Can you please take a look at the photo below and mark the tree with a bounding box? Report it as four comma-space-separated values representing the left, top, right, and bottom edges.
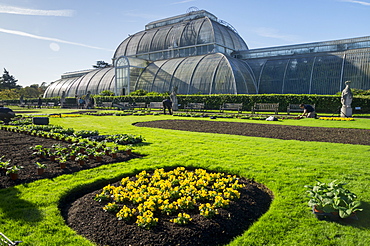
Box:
19, 83, 47, 98
0, 68, 20, 90
0, 89, 19, 100
93, 61, 111, 68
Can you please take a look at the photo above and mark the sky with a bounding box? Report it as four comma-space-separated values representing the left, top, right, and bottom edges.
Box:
0, 0, 369, 87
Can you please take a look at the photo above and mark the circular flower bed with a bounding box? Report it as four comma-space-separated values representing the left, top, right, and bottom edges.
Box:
94, 167, 244, 229
62, 167, 273, 246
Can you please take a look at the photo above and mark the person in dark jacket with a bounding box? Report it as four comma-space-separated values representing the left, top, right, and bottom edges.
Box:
162, 98, 172, 115
37, 97, 42, 108
299, 104, 316, 118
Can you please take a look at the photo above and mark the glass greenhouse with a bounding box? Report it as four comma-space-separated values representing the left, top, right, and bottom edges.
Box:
44, 9, 370, 98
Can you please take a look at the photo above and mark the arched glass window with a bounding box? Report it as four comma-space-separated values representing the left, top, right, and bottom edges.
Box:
115, 56, 130, 95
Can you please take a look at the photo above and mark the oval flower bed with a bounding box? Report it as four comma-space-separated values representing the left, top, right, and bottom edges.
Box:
62, 167, 273, 246
95, 167, 244, 229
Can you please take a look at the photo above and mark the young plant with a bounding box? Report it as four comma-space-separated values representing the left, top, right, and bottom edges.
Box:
136, 210, 158, 229
35, 162, 47, 169
94, 151, 105, 157
6, 165, 24, 174
30, 145, 47, 157
75, 153, 88, 161
57, 155, 68, 164
111, 147, 119, 153
305, 180, 363, 218
199, 203, 218, 218
103, 202, 119, 213
0, 156, 11, 169
116, 205, 136, 221
170, 213, 192, 225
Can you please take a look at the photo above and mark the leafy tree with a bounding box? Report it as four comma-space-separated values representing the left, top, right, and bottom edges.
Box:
0, 89, 19, 100
0, 68, 20, 90
19, 86, 41, 98
93, 61, 111, 68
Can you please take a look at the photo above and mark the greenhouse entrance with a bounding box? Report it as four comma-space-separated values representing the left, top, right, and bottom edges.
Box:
114, 56, 147, 96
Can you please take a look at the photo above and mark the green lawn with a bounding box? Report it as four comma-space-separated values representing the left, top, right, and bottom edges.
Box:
1, 110, 370, 245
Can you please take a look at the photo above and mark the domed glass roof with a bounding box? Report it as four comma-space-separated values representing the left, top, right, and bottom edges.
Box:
134, 53, 256, 94
43, 67, 115, 98
113, 10, 248, 61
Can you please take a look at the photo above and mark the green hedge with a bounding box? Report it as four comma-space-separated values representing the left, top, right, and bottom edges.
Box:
2, 94, 369, 113
93, 94, 370, 113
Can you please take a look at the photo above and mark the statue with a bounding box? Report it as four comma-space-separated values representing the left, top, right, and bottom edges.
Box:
341, 81, 353, 117
170, 86, 178, 111
84, 91, 91, 109
60, 91, 66, 108
341, 81, 353, 108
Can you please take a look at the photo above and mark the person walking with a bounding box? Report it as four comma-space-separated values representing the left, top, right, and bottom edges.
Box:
37, 97, 42, 108
162, 98, 172, 115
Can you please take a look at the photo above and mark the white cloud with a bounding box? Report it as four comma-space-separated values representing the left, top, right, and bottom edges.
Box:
340, 0, 370, 6
0, 27, 114, 51
253, 27, 299, 42
0, 4, 74, 17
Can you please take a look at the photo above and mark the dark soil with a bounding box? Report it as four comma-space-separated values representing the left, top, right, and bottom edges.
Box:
134, 119, 370, 145
0, 130, 140, 189
61, 175, 272, 246
2, 119, 368, 246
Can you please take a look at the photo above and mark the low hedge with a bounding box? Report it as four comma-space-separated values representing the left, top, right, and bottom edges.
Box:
2, 94, 369, 113
93, 94, 370, 113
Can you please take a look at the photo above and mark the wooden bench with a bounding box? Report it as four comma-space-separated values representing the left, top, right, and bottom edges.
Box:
130, 102, 147, 110
220, 103, 243, 113
147, 102, 163, 111
100, 102, 113, 108
112, 102, 130, 110
112, 102, 147, 110
0, 232, 22, 245
46, 102, 55, 108
252, 103, 279, 115
287, 104, 315, 114
184, 103, 205, 112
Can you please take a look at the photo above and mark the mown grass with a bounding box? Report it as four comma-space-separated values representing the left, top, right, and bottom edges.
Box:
1, 109, 370, 245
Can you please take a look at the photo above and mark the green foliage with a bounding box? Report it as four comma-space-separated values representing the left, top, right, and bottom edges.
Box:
5, 165, 23, 174
0, 68, 20, 90
0, 89, 19, 100
305, 180, 363, 218
73, 130, 99, 138
1, 113, 370, 245
35, 162, 47, 169
129, 89, 148, 96
106, 134, 145, 145
336, 88, 370, 96
0, 156, 11, 169
83, 94, 370, 113
99, 90, 115, 96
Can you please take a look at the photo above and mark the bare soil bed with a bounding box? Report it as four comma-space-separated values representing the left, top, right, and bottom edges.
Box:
0, 130, 140, 189
134, 119, 370, 145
